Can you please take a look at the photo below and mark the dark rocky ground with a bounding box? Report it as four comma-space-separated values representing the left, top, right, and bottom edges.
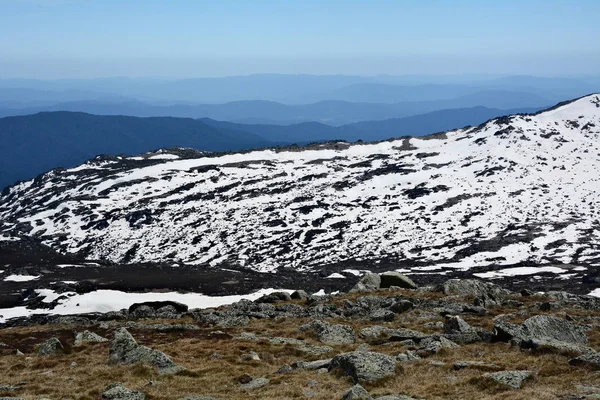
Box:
1, 237, 599, 326
1, 272, 600, 399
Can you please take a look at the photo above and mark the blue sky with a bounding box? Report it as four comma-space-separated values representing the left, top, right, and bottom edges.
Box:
1, 0, 599, 78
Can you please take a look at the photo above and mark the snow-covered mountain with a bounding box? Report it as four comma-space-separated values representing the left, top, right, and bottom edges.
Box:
2, 95, 600, 279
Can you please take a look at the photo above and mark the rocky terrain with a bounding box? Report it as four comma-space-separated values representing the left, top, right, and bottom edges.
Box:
1, 273, 600, 399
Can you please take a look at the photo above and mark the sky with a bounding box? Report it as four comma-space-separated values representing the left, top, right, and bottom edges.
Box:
1, 0, 599, 78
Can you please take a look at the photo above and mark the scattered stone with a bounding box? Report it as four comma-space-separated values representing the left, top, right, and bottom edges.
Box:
37, 338, 64, 355
196, 312, 249, 328
298, 320, 355, 345
350, 273, 381, 293
240, 378, 269, 390
50, 316, 92, 326
109, 328, 185, 375
416, 335, 459, 357
341, 384, 373, 400
101, 382, 145, 400
444, 316, 489, 344
236, 374, 254, 384
74, 330, 108, 346
276, 364, 293, 374
296, 344, 334, 356
369, 309, 396, 322
240, 351, 260, 361
292, 359, 332, 370
390, 299, 414, 314
380, 272, 418, 290
329, 351, 396, 383
482, 370, 533, 389
359, 326, 426, 344
395, 351, 421, 363
423, 321, 444, 329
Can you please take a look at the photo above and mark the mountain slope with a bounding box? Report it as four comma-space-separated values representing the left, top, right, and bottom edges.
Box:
0, 106, 542, 189
1, 95, 599, 275
0, 112, 273, 189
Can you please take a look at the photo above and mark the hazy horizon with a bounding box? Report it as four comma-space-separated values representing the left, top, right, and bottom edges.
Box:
2, 0, 600, 79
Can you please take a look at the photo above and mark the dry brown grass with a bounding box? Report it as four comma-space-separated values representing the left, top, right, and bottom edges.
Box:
1, 290, 599, 399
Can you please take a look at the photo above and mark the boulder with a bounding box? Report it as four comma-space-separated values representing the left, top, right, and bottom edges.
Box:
521, 315, 587, 344
482, 370, 533, 389
416, 335, 459, 357
74, 330, 108, 346
298, 320, 355, 345
380, 272, 417, 289
37, 338, 64, 355
521, 338, 595, 357
196, 311, 249, 328
109, 328, 184, 375
390, 299, 414, 314
494, 315, 587, 345
441, 279, 510, 305
443, 316, 489, 344
128, 301, 188, 314
276, 364, 293, 374
395, 351, 421, 363
369, 309, 396, 322
350, 273, 381, 293
256, 291, 292, 303
291, 290, 309, 300
569, 352, 600, 370
129, 305, 156, 319
342, 384, 373, 400
329, 351, 396, 383
101, 383, 145, 400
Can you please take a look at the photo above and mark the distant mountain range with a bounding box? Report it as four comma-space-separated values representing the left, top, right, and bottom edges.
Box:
0, 74, 598, 105
0, 105, 542, 189
0, 97, 547, 126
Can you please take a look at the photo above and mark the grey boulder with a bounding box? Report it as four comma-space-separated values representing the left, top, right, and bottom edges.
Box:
483, 370, 533, 389
240, 377, 269, 390
350, 273, 381, 293
101, 383, 145, 400
74, 330, 108, 346
37, 338, 64, 355
299, 320, 355, 345
379, 272, 417, 289
329, 351, 396, 383
342, 384, 373, 400
109, 328, 185, 375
